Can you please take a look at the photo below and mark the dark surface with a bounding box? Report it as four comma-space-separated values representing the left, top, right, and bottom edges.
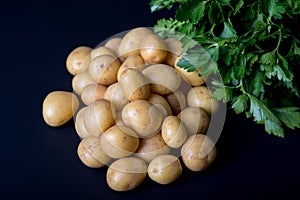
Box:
1, 0, 300, 199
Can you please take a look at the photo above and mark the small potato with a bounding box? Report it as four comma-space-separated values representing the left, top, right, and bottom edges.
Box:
72, 71, 96, 95
104, 83, 128, 110
88, 55, 121, 86
140, 34, 167, 64
42, 91, 79, 127
122, 100, 163, 138
81, 84, 107, 105
117, 54, 145, 80
164, 90, 186, 115
181, 134, 217, 172
118, 27, 153, 58
104, 37, 122, 55
106, 157, 147, 191
177, 107, 210, 135
66, 46, 92, 75
148, 93, 172, 117
84, 99, 115, 137
90, 46, 117, 60
119, 68, 150, 101
164, 38, 182, 67
77, 136, 111, 168
101, 125, 139, 159
148, 155, 182, 184
142, 64, 181, 95
75, 107, 91, 139
114, 110, 125, 126
135, 133, 170, 163
187, 86, 219, 115
175, 57, 206, 86
161, 116, 187, 148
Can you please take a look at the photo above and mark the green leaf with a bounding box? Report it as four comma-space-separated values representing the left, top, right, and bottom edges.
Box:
208, 1, 223, 24
248, 94, 284, 137
248, 69, 265, 97
294, 46, 300, 56
273, 64, 292, 82
267, 0, 286, 20
234, 53, 247, 80
232, 94, 248, 114
220, 22, 237, 39
176, 0, 207, 23
234, 0, 244, 15
260, 52, 276, 65
273, 107, 300, 130
211, 85, 233, 102
150, 0, 187, 12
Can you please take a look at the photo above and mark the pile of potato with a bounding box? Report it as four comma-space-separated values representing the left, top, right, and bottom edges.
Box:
42, 27, 219, 191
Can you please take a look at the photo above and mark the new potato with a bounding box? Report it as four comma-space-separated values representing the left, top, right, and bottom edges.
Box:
66, 46, 92, 75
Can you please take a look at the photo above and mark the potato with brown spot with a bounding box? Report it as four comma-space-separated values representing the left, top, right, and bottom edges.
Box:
42, 91, 79, 127
66, 46, 92, 75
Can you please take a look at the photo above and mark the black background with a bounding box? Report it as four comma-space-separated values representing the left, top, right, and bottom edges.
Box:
1, 0, 300, 199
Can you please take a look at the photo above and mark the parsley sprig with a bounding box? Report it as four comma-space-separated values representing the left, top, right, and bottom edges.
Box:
150, 0, 300, 137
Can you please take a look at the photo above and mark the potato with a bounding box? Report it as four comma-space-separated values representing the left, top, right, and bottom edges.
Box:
175, 57, 206, 86
117, 54, 145, 80
42, 91, 79, 127
72, 71, 96, 95
118, 27, 153, 58
81, 84, 107, 105
119, 68, 150, 101
161, 116, 187, 148
135, 133, 170, 163
177, 107, 210, 135
90, 46, 117, 60
164, 89, 186, 115
122, 100, 163, 138
106, 157, 147, 191
187, 86, 219, 115
88, 55, 121, 86
84, 99, 115, 137
181, 134, 217, 172
114, 110, 125, 126
101, 125, 139, 159
164, 38, 182, 67
77, 136, 111, 168
148, 93, 172, 117
148, 155, 182, 184
140, 34, 167, 64
104, 83, 128, 110
66, 46, 92, 75
104, 37, 122, 55
75, 107, 91, 139
142, 64, 181, 95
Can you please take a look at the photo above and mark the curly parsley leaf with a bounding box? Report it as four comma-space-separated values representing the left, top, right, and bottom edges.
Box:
273, 107, 300, 130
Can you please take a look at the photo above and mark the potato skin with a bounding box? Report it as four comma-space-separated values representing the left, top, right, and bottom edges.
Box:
75, 107, 91, 139
104, 83, 129, 111
140, 34, 167, 64
117, 54, 145, 80
148, 93, 172, 117
106, 157, 147, 191
42, 91, 79, 127
72, 71, 96, 95
148, 155, 182, 184
81, 84, 107, 105
181, 134, 217, 172
90, 46, 117, 60
164, 89, 186, 115
66, 46, 92, 75
164, 38, 182, 67
104, 37, 122, 55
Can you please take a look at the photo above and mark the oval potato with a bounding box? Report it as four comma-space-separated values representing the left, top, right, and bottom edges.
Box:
66, 46, 92, 75
140, 34, 167, 64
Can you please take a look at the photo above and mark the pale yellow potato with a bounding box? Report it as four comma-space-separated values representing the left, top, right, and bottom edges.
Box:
140, 33, 167, 64
161, 116, 187, 148
164, 89, 186, 115
117, 54, 145, 80
42, 91, 79, 127
75, 107, 91, 139
101, 125, 139, 159
118, 27, 153, 58
187, 86, 219, 115
122, 100, 163, 138
142, 64, 181, 95
90, 46, 117, 60
77, 136, 111, 168
148, 93, 172, 117
88, 55, 121, 86
84, 99, 115, 137
135, 133, 170, 163
181, 134, 217, 172
177, 107, 210, 135
148, 155, 182, 184
106, 157, 147, 191
119, 68, 150, 101
66, 46, 92, 75
81, 84, 107, 105
164, 38, 182, 67
104, 83, 128, 111
104, 37, 122, 55
72, 71, 96, 95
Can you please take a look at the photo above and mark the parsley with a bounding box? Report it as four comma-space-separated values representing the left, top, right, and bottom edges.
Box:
150, 0, 300, 137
